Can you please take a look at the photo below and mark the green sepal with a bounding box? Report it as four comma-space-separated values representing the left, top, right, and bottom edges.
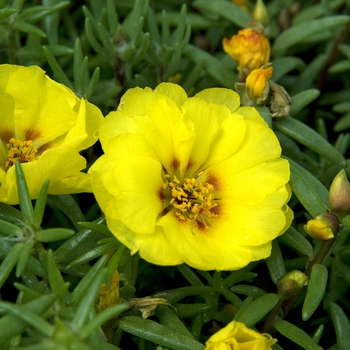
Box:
330, 302, 350, 350
16, 239, 36, 277
279, 226, 314, 258
192, 0, 251, 28
273, 15, 350, 56
118, 316, 205, 350
15, 161, 34, 225
274, 319, 322, 349
286, 156, 329, 217
37, 228, 75, 242
302, 264, 328, 321
275, 117, 346, 166
266, 240, 286, 284
234, 294, 279, 328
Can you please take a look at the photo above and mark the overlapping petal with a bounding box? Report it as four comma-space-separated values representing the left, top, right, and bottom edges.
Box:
0, 64, 103, 204
90, 82, 292, 271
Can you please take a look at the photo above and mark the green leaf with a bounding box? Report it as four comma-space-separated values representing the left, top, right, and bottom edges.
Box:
275, 116, 346, 166
119, 316, 205, 350
230, 285, 266, 299
290, 89, 320, 116
16, 239, 36, 277
279, 226, 314, 258
312, 324, 324, 344
273, 15, 350, 56
272, 56, 306, 82
0, 7, 16, 20
330, 302, 350, 350
286, 157, 329, 217
0, 218, 23, 237
334, 112, 350, 132
234, 294, 279, 327
175, 303, 210, 318
302, 264, 328, 321
177, 264, 204, 287
15, 161, 34, 224
122, 0, 149, 39
33, 180, 49, 227
0, 242, 23, 289
192, 0, 251, 28
274, 319, 322, 349
13, 20, 46, 37
0, 301, 54, 337
0, 203, 23, 226
37, 228, 75, 242
84, 67, 100, 100
266, 240, 286, 284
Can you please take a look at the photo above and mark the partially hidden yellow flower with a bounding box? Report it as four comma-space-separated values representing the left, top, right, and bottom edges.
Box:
90, 83, 293, 271
304, 213, 339, 241
223, 28, 270, 79
0, 64, 103, 204
246, 64, 273, 104
205, 320, 277, 350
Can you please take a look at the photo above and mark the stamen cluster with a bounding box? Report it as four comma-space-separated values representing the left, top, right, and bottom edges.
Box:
6, 138, 38, 168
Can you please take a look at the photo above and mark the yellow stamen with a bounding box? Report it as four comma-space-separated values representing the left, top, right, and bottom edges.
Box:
163, 173, 218, 228
6, 138, 38, 168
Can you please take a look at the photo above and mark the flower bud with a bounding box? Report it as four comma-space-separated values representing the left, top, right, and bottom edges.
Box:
304, 212, 340, 241
329, 169, 350, 218
222, 27, 270, 80
277, 270, 308, 300
96, 270, 120, 312
246, 63, 273, 105
253, 0, 270, 26
267, 81, 291, 117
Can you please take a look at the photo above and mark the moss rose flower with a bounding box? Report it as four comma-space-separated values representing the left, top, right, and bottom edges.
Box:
90, 83, 292, 271
205, 320, 277, 350
0, 64, 103, 204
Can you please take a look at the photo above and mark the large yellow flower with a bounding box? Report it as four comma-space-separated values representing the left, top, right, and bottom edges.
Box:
0, 64, 103, 204
205, 321, 277, 350
90, 83, 292, 271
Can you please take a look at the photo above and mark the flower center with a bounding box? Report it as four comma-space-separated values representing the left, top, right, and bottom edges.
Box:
6, 138, 38, 168
163, 172, 218, 228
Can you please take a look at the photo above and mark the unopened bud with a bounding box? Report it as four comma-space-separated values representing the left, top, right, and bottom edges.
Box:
253, 0, 270, 26
277, 270, 308, 300
304, 212, 339, 241
329, 169, 350, 218
246, 63, 273, 105
267, 81, 291, 117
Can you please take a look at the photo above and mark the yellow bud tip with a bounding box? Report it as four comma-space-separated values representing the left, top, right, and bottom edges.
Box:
304, 212, 339, 241
329, 169, 350, 218
277, 270, 308, 300
253, 0, 270, 26
246, 63, 273, 104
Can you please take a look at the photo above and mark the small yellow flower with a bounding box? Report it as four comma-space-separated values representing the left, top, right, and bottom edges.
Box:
90, 83, 292, 271
97, 270, 120, 312
0, 64, 103, 204
246, 64, 273, 104
329, 169, 350, 218
205, 320, 277, 350
304, 213, 339, 241
277, 270, 308, 300
223, 28, 270, 79
253, 0, 270, 26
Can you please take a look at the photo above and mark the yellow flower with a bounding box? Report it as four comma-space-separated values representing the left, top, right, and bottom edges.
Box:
90, 83, 292, 271
0, 64, 103, 204
304, 213, 339, 241
205, 320, 277, 350
223, 28, 270, 79
246, 64, 273, 104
